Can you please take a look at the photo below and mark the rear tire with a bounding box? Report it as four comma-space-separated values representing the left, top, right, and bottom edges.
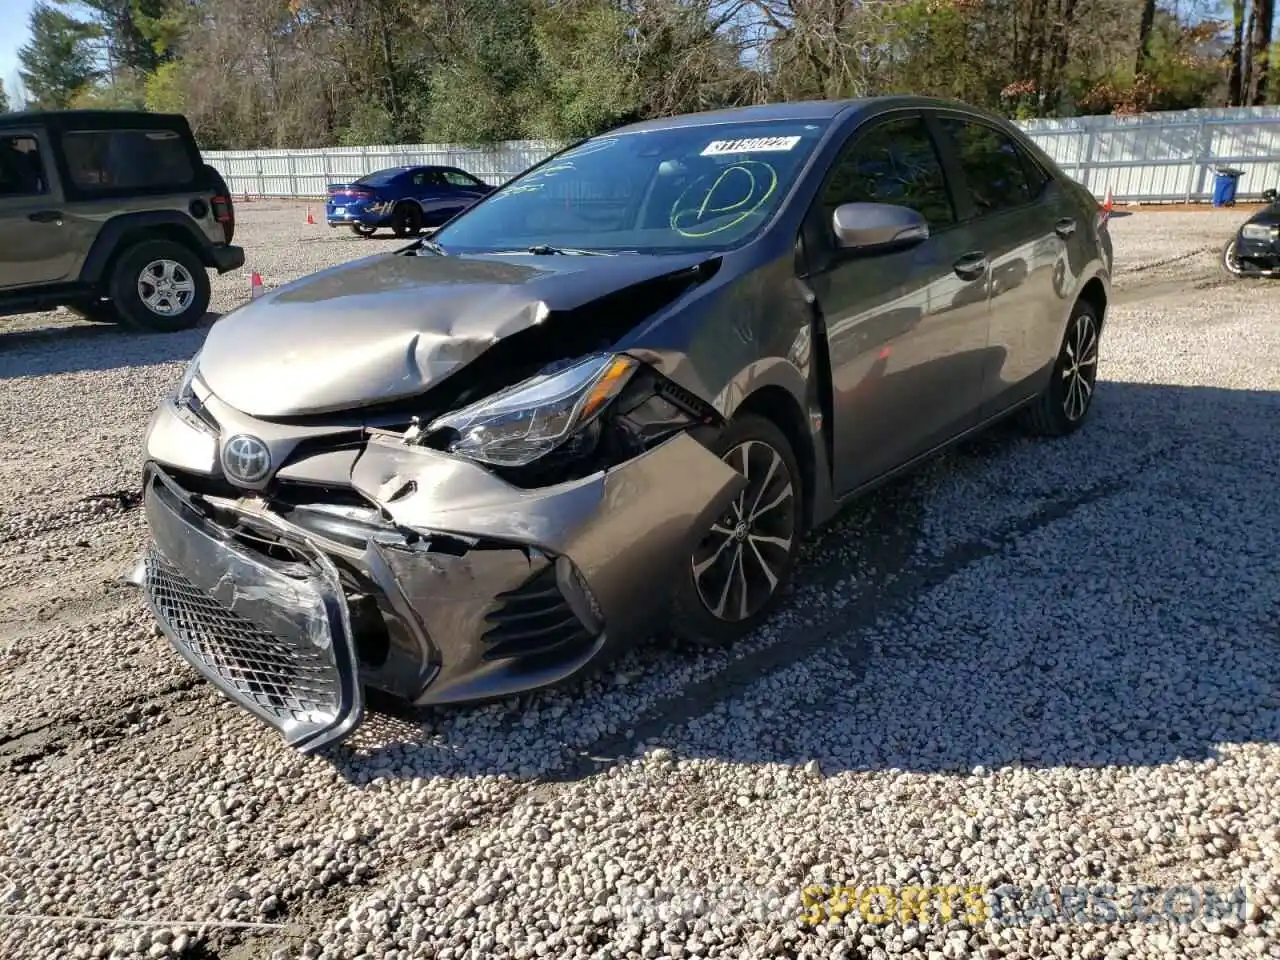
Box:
1021, 298, 1101, 437
668, 414, 804, 649
108, 240, 211, 333
391, 203, 423, 238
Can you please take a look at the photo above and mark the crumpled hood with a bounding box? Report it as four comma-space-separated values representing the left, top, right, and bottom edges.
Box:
197, 249, 710, 418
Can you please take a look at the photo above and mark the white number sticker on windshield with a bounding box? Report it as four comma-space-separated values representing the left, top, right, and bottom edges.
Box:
700, 136, 801, 157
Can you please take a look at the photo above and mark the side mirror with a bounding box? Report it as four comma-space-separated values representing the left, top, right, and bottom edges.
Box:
832, 202, 929, 253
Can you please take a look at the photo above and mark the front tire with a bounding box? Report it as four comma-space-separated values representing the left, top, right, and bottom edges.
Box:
350, 224, 377, 238
108, 240, 211, 333
1221, 238, 1246, 278
391, 203, 423, 238
668, 414, 804, 648
1021, 298, 1101, 437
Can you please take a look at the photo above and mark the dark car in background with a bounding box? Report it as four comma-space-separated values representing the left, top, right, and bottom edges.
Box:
1222, 187, 1280, 277
0, 109, 243, 332
326, 165, 494, 238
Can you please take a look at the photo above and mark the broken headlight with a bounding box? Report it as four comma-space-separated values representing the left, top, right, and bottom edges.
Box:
173, 349, 203, 408
428, 353, 638, 467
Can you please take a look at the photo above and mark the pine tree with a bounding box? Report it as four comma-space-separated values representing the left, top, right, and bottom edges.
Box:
18, 1, 100, 109
0, 79, 10, 114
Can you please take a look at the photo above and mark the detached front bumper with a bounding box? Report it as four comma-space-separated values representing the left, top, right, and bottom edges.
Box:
136, 467, 364, 751
133, 411, 744, 752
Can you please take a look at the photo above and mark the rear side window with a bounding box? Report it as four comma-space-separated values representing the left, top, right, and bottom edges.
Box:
935, 117, 1033, 215
819, 115, 956, 229
0, 135, 48, 197
61, 129, 196, 192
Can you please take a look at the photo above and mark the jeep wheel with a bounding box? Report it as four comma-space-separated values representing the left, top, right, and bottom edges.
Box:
391, 203, 423, 238
109, 241, 211, 333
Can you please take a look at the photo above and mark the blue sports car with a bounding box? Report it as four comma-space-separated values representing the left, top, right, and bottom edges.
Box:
325, 165, 495, 238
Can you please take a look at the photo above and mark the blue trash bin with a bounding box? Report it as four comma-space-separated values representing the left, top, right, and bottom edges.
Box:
1212, 167, 1245, 207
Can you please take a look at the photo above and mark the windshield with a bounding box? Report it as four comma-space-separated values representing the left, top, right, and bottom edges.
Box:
433, 119, 832, 254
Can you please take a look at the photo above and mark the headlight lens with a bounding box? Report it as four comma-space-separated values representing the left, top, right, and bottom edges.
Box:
429, 353, 638, 467
174, 350, 202, 407
1241, 222, 1272, 241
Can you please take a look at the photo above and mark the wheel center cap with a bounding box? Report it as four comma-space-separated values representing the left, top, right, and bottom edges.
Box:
733, 521, 749, 541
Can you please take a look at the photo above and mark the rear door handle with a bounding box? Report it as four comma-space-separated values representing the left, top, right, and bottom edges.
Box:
1055, 217, 1077, 238
953, 251, 989, 282
28, 210, 63, 223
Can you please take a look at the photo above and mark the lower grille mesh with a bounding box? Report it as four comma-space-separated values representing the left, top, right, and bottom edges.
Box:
145, 552, 340, 724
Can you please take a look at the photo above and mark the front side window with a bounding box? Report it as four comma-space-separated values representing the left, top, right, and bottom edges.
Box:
0, 135, 48, 197
936, 117, 1033, 216
61, 129, 195, 192
434, 119, 832, 254
819, 115, 956, 230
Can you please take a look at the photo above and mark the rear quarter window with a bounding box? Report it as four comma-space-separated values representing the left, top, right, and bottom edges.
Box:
61, 128, 196, 192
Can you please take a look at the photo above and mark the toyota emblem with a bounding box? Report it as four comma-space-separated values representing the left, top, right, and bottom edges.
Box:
221, 434, 272, 485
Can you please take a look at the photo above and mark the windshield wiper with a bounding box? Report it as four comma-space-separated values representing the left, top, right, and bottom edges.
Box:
414, 237, 448, 256
526, 244, 610, 256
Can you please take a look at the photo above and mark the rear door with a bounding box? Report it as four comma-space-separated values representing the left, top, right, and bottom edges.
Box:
409, 169, 457, 223
803, 112, 992, 494
928, 111, 1073, 415
0, 127, 75, 288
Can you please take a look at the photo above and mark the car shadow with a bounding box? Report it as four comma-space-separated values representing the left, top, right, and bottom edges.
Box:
0, 312, 219, 379
323, 379, 1280, 786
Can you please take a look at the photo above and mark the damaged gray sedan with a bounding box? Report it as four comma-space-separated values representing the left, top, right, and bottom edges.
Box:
131, 96, 1112, 752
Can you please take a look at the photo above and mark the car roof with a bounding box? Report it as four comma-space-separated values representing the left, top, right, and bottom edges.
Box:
0, 108, 193, 132
607, 96, 1009, 135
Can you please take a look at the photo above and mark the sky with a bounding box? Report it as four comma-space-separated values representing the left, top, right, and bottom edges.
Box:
1, 0, 37, 104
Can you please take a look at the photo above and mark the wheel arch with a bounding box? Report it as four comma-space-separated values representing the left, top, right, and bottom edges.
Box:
731, 384, 818, 532
81, 214, 213, 289
1077, 274, 1108, 330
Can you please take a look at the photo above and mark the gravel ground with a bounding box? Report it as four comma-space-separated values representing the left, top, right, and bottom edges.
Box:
1, 202, 1278, 960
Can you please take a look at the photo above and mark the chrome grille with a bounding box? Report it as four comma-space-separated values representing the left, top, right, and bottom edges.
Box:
144, 550, 340, 724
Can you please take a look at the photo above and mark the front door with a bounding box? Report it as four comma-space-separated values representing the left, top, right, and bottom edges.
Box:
804, 113, 992, 495
0, 128, 73, 289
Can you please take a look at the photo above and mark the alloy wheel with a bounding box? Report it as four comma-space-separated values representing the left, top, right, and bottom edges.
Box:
692, 439, 796, 622
1060, 309, 1099, 422
1223, 240, 1244, 276
137, 259, 196, 317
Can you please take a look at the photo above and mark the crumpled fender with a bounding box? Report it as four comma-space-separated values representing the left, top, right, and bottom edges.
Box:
349, 431, 746, 640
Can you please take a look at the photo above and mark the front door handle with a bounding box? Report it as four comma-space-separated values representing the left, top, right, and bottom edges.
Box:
28, 210, 63, 223
1055, 217, 1077, 238
953, 251, 989, 282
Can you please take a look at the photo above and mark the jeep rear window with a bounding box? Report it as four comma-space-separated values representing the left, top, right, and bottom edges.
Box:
60, 129, 196, 192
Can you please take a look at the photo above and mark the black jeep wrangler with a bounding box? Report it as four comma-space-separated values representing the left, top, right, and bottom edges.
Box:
0, 109, 244, 332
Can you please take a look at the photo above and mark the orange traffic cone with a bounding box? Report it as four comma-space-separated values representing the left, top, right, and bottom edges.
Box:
250, 271, 264, 300
306, 205, 316, 225
1101, 186, 1114, 222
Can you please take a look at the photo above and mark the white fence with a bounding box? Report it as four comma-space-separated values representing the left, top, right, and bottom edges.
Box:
204, 106, 1280, 204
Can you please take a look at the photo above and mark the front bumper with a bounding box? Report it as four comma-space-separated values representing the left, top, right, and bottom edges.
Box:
133, 407, 744, 751
137, 467, 364, 751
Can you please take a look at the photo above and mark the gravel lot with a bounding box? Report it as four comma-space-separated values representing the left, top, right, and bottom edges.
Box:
1, 202, 1278, 960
